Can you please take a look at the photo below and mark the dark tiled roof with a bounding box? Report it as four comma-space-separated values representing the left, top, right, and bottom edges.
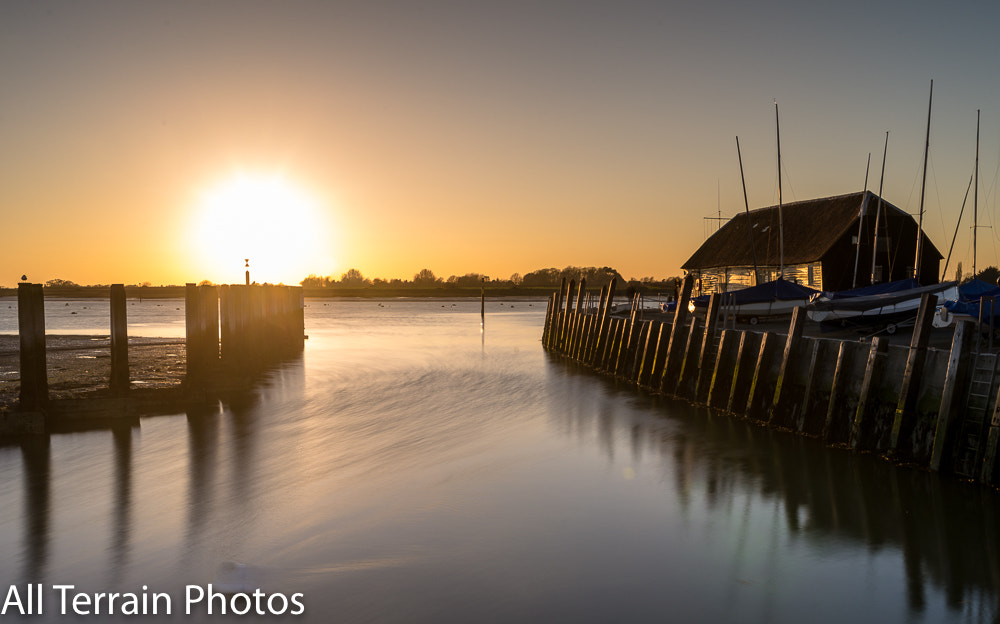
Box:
682, 191, 941, 269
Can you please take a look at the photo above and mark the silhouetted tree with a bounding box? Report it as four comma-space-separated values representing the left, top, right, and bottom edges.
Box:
44, 278, 79, 287
301, 274, 333, 288
975, 266, 1000, 286
413, 269, 440, 285
446, 273, 486, 288
340, 268, 368, 286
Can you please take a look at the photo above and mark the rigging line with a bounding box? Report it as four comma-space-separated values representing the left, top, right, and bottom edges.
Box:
941, 171, 974, 281
928, 153, 948, 241
779, 158, 797, 203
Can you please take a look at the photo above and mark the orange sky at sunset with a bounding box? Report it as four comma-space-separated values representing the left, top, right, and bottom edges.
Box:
3, 2, 1000, 287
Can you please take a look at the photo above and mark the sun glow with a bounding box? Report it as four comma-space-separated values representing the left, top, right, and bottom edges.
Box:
188, 173, 334, 285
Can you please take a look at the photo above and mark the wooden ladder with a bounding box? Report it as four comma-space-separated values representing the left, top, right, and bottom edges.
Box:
953, 351, 998, 478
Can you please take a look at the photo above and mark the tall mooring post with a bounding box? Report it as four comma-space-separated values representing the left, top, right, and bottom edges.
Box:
185, 283, 220, 378
890, 292, 937, 455
109, 284, 129, 395
17, 283, 48, 409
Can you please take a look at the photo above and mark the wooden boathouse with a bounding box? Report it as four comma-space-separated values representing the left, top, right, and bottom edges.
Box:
542, 276, 1000, 488
683, 191, 944, 294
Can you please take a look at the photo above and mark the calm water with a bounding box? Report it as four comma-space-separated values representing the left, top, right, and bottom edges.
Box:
0, 298, 998, 623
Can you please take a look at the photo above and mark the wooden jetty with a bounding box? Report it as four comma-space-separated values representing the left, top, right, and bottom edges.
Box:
543, 276, 1000, 488
3, 282, 304, 434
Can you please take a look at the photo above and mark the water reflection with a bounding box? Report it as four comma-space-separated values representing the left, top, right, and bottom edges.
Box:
548, 357, 1000, 621
186, 402, 222, 559
1, 302, 999, 623
110, 425, 134, 583
20, 437, 50, 582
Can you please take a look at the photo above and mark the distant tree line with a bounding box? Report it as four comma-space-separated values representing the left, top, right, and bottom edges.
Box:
300, 266, 683, 293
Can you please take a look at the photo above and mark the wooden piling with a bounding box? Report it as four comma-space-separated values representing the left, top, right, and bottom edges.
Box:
982, 403, 1000, 484
614, 318, 632, 377
745, 332, 783, 418
186, 283, 220, 377
628, 320, 651, 382
727, 331, 762, 415
890, 293, 938, 453
850, 337, 889, 450
707, 329, 740, 410
768, 306, 806, 426
799, 339, 839, 435
560, 279, 576, 351
17, 283, 48, 408
110, 284, 129, 396
930, 321, 973, 471
823, 341, 868, 444
596, 279, 617, 365
675, 317, 703, 397
693, 294, 722, 404
636, 320, 661, 388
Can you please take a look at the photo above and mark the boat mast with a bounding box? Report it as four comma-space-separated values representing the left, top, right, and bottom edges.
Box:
942, 172, 974, 281
775, 100, 784, 280
974, 108, 980, 278
852, 153, 872, 288
737, 136, 760, 286
871, 132, 889, 285
914, 80, 933, 282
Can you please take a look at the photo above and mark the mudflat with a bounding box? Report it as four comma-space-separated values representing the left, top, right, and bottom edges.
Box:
0, 335, 185, 411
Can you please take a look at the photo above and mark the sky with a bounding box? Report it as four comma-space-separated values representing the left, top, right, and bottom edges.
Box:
2, 1, 1000, 287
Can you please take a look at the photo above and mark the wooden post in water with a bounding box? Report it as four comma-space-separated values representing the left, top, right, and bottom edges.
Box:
658, 274, 694, 392
110, 284, 129, 395
694, 294, 722, 403
542, 293, 555, 348
850, 337, 889, 450
890, 293, 937, 453
17, 283, 48, 409
930, 321, 973, 471
768, 306, 806, 424
561, 280, 576, 351
674, 316, 703, 397
707, 329, 739, 409
185, 284, 220, 378
595, 279, 617, 365
983, 394, 1000, 484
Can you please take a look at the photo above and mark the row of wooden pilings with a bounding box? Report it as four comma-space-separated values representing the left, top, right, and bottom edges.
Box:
15, 282, 305, 412
543, 275, 1000, 487
185, 283, 305, 380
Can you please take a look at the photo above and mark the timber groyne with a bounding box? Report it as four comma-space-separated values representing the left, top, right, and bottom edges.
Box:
543, 276, 1000, 487
4, 282, 304, 434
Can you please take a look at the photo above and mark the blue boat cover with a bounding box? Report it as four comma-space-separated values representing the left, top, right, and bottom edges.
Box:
693, 279, 819, 307
944, 280, 1000, 319
958, 279, 999, 301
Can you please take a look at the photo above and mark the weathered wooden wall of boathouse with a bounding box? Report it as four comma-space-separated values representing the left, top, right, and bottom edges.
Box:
542, 277, 1000, 488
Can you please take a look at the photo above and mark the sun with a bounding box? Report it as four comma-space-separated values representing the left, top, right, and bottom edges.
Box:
187, 172, 334, 285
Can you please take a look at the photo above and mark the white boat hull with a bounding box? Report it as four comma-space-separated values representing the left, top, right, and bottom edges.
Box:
806, 283, 959, 324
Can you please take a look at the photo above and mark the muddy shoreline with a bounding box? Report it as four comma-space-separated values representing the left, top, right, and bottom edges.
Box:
0, 334, 186, 411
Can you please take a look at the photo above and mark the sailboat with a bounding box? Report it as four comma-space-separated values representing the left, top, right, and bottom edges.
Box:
690, 101, 821, 324
933, 109, 993, 329
806, 81, 958, 331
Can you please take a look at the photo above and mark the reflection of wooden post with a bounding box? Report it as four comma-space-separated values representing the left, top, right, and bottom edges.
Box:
18, 283, 48, 408
110, 284, 129, 395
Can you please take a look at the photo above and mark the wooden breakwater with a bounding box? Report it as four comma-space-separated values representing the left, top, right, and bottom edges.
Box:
6, 282, 304, 433
543, 275, 1000, 487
